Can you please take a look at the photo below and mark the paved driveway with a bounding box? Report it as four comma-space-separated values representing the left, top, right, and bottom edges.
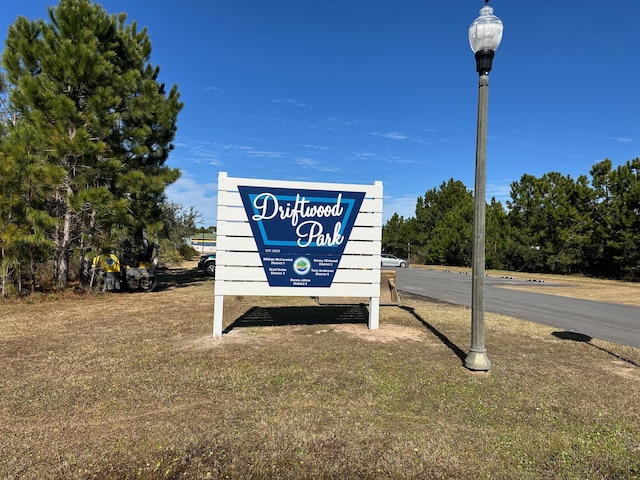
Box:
394, 268, 640, 349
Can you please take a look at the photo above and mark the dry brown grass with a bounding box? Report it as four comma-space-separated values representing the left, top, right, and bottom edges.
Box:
1, 262, 639, 479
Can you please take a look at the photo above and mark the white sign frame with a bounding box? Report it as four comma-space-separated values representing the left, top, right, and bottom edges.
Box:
213, 172, 383, 337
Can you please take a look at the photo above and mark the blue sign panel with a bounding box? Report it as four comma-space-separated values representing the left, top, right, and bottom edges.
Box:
238, 186, 365, 287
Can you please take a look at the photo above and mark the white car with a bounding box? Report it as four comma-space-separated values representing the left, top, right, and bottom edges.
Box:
381, 253, 408, 268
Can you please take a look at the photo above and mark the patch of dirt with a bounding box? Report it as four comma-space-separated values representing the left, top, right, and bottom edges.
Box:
178, 323, 428, 351
318, 323, 429, 343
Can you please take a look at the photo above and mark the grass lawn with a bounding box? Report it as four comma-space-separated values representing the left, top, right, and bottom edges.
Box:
1, 262, 639, 479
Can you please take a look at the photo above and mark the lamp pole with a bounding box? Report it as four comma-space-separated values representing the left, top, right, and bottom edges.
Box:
465, 0, 503, 371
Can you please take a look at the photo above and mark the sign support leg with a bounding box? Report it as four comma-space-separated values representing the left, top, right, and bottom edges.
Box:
213, 294, 224, 337
368, 297, 380, 330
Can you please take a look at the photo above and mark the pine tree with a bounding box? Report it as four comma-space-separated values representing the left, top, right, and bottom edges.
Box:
590, 158, 640, 279
485, 197, 509, 270
382, 213, 414, 260
414, 179, 473, 265
1, 0, 183, 289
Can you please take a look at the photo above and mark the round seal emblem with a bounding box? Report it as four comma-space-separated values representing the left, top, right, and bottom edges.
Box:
293, 257, 311, 276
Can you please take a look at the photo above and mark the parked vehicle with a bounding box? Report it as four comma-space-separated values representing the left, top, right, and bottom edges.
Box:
198, 252, 216, 276
381, 253, 408, 268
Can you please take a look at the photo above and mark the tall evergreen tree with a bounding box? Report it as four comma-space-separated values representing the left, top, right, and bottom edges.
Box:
1, 0, 183, 289
507, 172, 594, 274
382, 213, 415, 260
0, 123, 60, 293
414, 179, 473, 265
485, 197, 509, 270
590, 158, 640, 279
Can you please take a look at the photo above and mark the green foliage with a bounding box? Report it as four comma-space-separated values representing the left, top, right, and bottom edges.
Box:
506, 172, 594, 274
413, 179, 473, 266
383, 158, 640, 280
0, 0, 184, 294
381, 213, 415, 260
156, 240, 200, 268
180, 244, 200, 259
589, 158, 640, 279
159, 202, 200, 251
485, 198, 509, 270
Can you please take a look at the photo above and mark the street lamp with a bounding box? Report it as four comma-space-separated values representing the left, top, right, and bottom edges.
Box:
465, 0, 503, 371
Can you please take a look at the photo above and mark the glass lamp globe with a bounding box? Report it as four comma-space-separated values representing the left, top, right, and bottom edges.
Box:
468, 3, 503, 53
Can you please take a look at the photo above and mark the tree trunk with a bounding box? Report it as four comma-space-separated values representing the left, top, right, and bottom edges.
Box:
1, 254, 5, 298
30, 256, 36, 294
55, 185, 74, 290
78, 209, 97, 289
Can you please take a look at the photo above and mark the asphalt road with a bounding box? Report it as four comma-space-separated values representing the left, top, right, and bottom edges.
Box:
395, 268, 640, 349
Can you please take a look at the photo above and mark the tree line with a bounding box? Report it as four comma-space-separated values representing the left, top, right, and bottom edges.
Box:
0, 0, 197, 296
382, 158, 640, 281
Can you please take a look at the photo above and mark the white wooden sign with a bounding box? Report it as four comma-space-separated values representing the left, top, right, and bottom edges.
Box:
213, 172, 383, 337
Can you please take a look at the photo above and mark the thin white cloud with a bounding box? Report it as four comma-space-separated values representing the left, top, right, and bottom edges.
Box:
487, 180, 512, 203
369, 131, 433, 144
411, 138, 433, 146
165, 175, 218, 227
272, 98, 310, 108
175, 140, 286, 164
173, 140, 223, 166
609, 137, 633, 143
344, 118, 368, 127
299, 144, 334, 152
387, 157, 416, 165
324, 116, 368, 127
245, 150, 282, 158
351, 151, 378, 160
221, 143, 284, 158
191, 149, 222, 165
246, 150, 284, 158
294, 157, 341, 172
383, 194, 418, 222
372, 132, 409, 140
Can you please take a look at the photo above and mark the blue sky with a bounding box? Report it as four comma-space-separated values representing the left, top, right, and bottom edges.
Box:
2, 1, 639, 228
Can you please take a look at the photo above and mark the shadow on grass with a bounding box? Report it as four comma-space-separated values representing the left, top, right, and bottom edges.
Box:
400, 305, 467, 363
552, 331, 640, 368
154, 266, 212, 292
224, 304, 369, 334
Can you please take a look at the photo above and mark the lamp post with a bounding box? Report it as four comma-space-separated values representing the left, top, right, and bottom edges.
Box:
465, 0, 503, 371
